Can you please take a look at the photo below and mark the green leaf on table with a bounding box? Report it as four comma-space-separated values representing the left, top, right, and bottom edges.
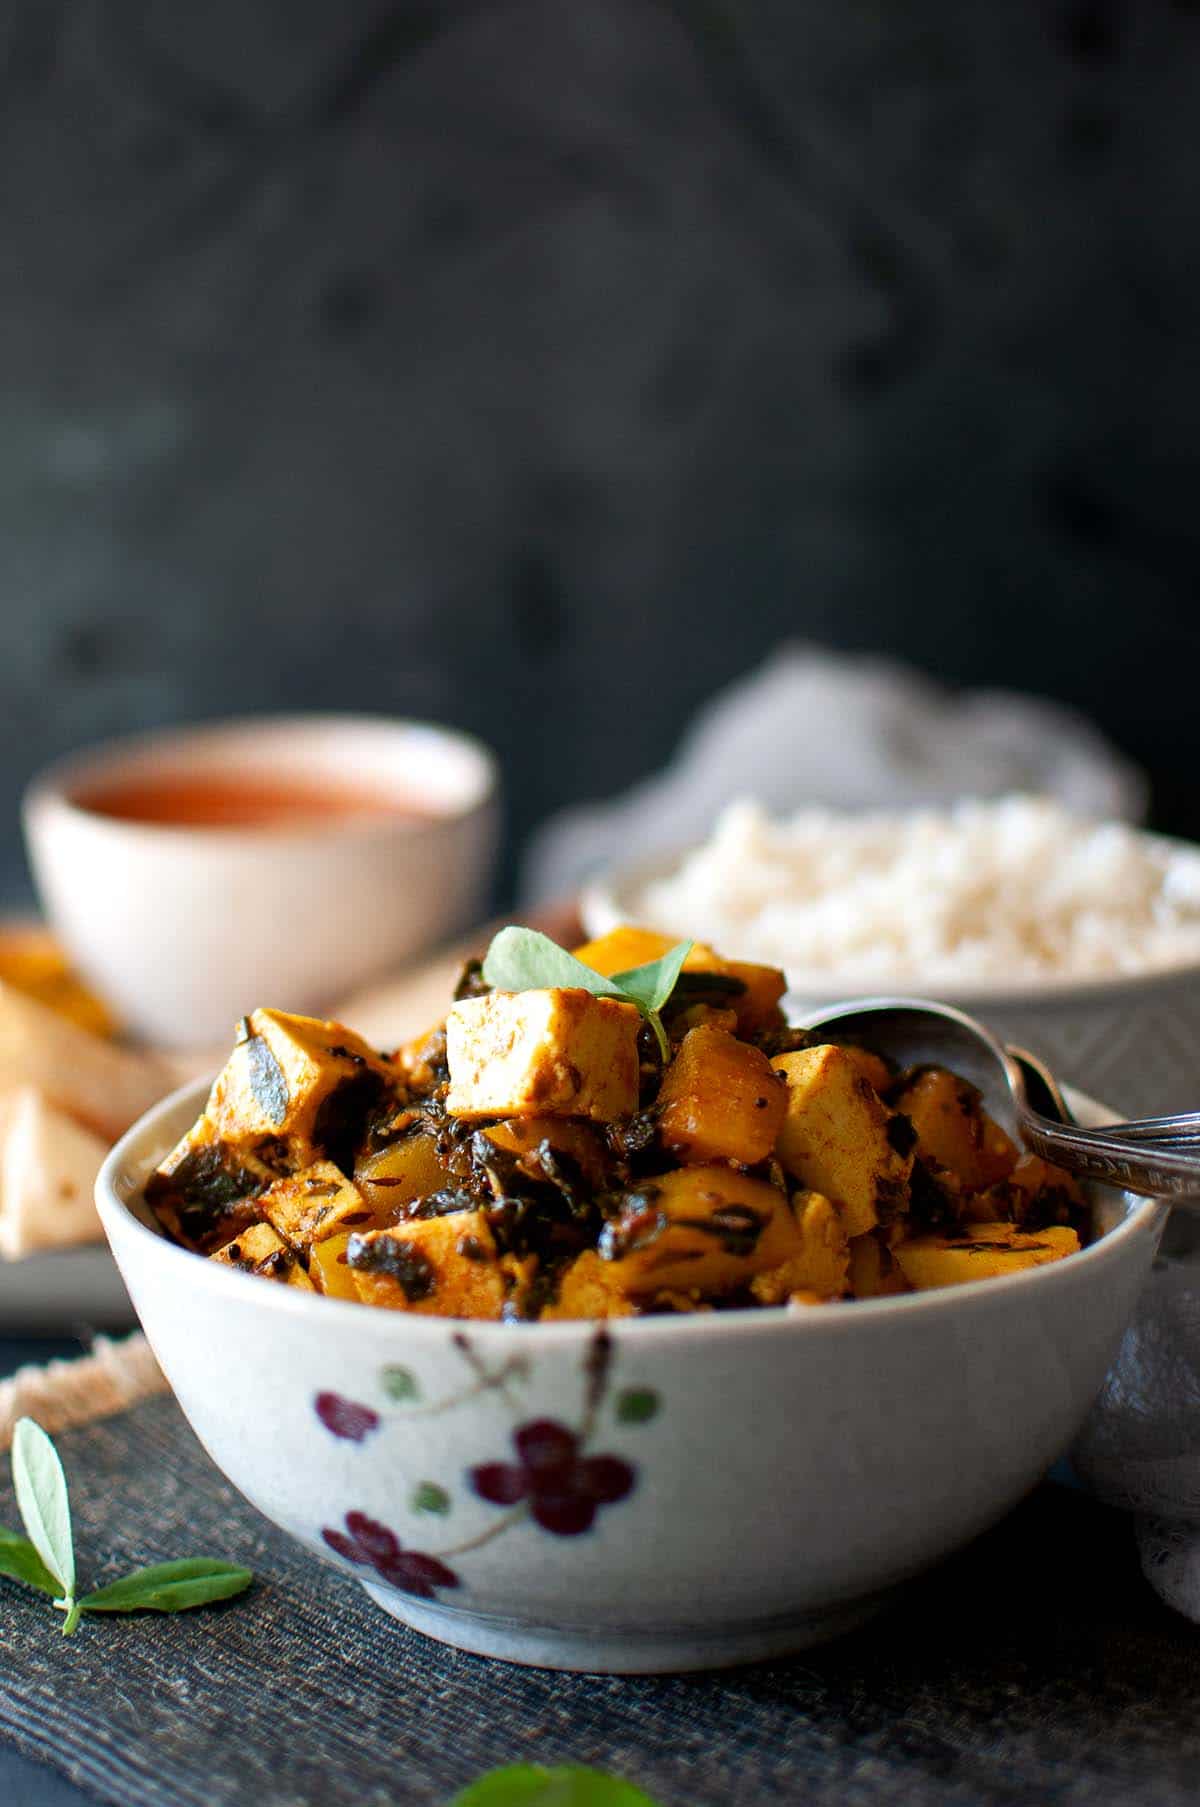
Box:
0, 1524, 61, 1596
78, 1558, 253, 1615
12, 1417, 75, 1598
482, 929, 625, 999
448, 1764, 661, 1806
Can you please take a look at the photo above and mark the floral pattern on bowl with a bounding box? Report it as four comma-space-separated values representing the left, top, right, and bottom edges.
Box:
313, 1328, 654, 1597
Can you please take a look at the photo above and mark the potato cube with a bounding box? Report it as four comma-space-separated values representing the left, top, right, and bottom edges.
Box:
572, 927, 786, 1035
572, 926, 711, 976
720, 960, 788, 1035
346, 1209, 506, 1317
211, 1221, 314, 1289
258, 1161, 373, 1251
749, 1191, 849, 1304
969, 1153, 1087, 1229
307, 1230, 360, 1301
206, 1008, 392, 1163
481, 1116, 609, 1190
598, 1166, 811, 1299
774, 1045, 913, 1238
893, 1222, 1080, 1291
891, 1067, 1016, 1193
354, 1129, 457, 1215
445, 990, 640, 1121
847, 1231, 910, 1299
656, 1025, 786, 1166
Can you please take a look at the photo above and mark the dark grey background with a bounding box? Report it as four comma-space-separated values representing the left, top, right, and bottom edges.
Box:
1, 0, 1198, 912
3, 10, 1200, 1797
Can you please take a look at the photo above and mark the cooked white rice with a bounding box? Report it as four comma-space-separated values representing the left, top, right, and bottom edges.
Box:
635, 797, 1200, 985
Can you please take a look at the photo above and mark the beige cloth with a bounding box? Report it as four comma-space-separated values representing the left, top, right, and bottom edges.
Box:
0, 1333, 167, 1452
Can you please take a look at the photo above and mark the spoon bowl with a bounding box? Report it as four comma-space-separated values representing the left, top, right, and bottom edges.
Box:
798, 997, 1200, 1203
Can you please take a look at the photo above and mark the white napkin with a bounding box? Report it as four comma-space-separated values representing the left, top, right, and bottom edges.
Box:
523, 643, 1200, 1624
1072, 1216, 1200, 1623
522, 644, 1147, 900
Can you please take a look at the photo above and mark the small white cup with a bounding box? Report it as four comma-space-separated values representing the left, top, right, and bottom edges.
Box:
23, 715, 499, 1049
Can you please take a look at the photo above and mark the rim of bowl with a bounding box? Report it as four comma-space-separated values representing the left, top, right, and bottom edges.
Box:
97, 1076, 1169, 1349
580, 842, 1200, 1007
23, 714, 499, 849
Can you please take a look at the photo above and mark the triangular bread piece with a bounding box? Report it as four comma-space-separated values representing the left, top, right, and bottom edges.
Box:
0, 979, 173, 1140
0, 1086, 108, 1258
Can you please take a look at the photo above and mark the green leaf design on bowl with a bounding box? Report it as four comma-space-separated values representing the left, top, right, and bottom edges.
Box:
381, 1365, 420, 1402
410, 1481, 450, 1516
615, 1388, 659, 1425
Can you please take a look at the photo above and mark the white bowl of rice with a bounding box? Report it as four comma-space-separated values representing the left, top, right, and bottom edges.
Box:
581, 796, 1200, 1117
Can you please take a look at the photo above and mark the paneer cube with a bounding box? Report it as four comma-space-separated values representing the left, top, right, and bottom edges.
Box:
891, 1067, 1016, 1193
838, 1046, 895, 1097
445, 990, 640, 1121
598, 1166, 815, 1299
749, 1191, 849, 1304
206, 1008, 392, 1163
146, 1115, 277, 1252
258, 1161, 373, 1251
540, 1250, 638, 1320
774, 1044, 913, 1238
212, 1221, 314, 1289
892, 1222, 1080, 1291
656, 1025, 786, 1166
346, 1209, 507, 1316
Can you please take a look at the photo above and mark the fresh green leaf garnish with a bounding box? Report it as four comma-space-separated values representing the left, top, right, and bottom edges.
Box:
3, 1418, 254, 1638
78, 1558, 253, 1615
609, 943, 695, 1058
482, 930, 626, 999
13, 1418, 75, 1609
448, 1764, 661, 1806
0, 1525, 60, 1596
481, 928, 693, 1061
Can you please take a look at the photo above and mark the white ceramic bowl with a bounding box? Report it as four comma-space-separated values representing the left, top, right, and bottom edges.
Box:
582, 854, 1200, 1119
24, 716, 498, 1048
96, 1077, 1166, 1674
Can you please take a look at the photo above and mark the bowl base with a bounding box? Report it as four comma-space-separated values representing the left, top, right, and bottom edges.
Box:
359, 1580, 900, 1673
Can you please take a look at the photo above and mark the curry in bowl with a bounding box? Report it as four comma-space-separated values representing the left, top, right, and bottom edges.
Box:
145, 926, 1088, 1318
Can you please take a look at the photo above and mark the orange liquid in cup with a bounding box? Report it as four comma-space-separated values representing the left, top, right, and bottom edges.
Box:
74, 771, 434, 831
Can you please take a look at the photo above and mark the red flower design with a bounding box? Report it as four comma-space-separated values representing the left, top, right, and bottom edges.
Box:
321, 1510, 459, 1598
314, 1392, 380, 1442
470, 1418, 635, 1536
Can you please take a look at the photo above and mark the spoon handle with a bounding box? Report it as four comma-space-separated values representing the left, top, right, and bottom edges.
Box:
1018, 1112, 1200, 1200
1098, 1112, 1200, 1145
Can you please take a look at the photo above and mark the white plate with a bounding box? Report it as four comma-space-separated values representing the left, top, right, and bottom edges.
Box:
0, 1243, 134, 1331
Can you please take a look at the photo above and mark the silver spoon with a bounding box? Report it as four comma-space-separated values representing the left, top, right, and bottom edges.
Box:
797, 996, 1200, 1201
